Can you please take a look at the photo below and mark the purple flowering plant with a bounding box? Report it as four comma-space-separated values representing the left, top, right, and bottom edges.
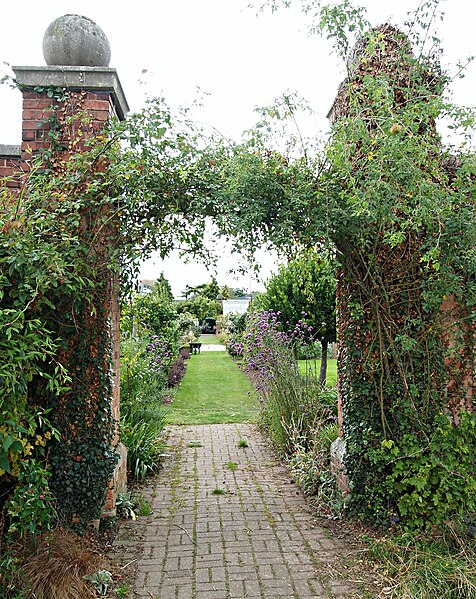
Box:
243, 309, 313, 393
227, 338, 245, 358
243, 309, 333, 453
145, 335, 175, 375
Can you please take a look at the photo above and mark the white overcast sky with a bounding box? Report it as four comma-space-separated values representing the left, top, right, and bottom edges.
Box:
1, 0, 474, 296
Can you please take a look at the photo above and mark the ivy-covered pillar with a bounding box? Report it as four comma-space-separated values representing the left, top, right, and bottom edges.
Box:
326, 24, 475, 524
11, 14, 129, 523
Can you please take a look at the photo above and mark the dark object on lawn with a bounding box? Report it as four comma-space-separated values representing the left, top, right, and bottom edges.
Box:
189, 342, 202, 355
201, 317, 216, 334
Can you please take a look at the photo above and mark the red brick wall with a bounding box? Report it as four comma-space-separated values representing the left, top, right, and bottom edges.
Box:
0, 154, 21, 189
18, 86, 121, 405
20, 90, 114, 163
21, 93, 55, 158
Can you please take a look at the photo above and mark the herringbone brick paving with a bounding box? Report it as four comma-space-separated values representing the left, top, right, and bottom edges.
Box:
113, 423, 375, 598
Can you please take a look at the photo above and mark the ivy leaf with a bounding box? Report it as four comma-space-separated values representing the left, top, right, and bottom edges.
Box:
0, 453, 11, 473
2, 435, 14, 450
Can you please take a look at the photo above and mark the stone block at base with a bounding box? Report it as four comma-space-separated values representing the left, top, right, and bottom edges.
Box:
102, 442, 128, 518
330, 437, 350, 494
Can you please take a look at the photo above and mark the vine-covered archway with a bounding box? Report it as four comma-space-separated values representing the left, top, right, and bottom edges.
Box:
1, 0, 475, 544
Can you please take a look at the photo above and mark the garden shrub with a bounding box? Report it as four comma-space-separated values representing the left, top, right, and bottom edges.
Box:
120, 419, 167, 481
121, 337, 167, 405
121, 288, 179, 348
145, 336, 176, 380
0, 188, 67, 530
227, 337, 244, 358
6, 461, 56, 539
371, 411, 476, 529
119, 275, 189, 481
286, 417, 339, 499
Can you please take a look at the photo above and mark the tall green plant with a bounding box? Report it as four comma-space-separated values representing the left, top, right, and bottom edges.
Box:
119, 337, 168, 481
120, 337, 167, 415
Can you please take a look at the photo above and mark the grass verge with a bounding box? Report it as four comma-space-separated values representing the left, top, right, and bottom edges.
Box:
367, 530, 476, 598
298, 358, 337, 385
164, 351, 259, 424
198, 334, 223, 345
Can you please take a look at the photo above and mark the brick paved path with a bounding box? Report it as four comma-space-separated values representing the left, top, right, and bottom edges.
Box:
113, 424, 374, 598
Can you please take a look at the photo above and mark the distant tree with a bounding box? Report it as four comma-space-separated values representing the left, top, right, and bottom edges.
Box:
182, 285, 197, 300
204, 277, 220, 301
257, 251, 336, 385
183, 277, 220, 301
178, 277, 223, 321
220, 285, 232, 300
153, 272, 174, 303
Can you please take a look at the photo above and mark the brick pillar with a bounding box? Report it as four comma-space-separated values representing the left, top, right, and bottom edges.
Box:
441, 294, 476, 423
330, 272, 349, 493
12, 65, 129, 517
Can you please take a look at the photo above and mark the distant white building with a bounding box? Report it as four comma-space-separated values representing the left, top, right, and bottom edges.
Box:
138, 281, 152, 294
222, 298, 250, 316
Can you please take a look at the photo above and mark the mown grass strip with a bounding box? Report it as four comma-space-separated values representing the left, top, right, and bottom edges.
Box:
197, 334, 223, 345
165, 351, 259, 424
298, 358, 337, 385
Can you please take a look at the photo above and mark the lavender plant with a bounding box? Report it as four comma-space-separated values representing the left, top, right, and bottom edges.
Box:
244, 310, 336, 453
145, 336, 175, 376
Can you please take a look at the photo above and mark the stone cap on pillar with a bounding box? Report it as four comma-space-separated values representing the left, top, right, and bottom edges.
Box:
12, 65, 129, 121
0, 144, 21, 158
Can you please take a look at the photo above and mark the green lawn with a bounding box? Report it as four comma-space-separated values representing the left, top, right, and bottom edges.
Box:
197, 334, 223, 345
164, 351, 259, 425
298, 358, 337, 385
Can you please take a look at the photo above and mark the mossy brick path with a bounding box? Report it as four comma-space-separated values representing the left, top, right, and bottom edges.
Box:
112, 423, 376, 598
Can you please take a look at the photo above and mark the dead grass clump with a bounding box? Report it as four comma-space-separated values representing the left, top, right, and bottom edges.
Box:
20, 528, 104, 599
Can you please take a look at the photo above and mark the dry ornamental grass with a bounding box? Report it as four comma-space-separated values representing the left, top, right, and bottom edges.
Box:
19, 529, 106, 599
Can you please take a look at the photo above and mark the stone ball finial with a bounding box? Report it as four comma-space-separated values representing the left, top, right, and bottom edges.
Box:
43, 14, 111, 67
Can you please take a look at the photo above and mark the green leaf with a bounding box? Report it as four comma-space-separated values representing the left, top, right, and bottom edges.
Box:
0, 453, 11, 473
